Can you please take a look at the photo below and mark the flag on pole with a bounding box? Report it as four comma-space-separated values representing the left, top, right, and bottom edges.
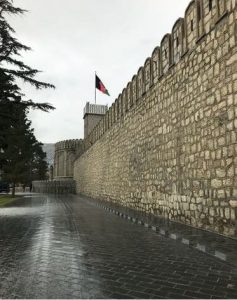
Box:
95, 75, 110, 96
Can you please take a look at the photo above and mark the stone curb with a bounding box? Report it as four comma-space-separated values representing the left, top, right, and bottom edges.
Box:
93, 201, 237, 268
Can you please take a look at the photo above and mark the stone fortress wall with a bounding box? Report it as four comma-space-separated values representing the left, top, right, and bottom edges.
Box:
73, 0, 237, 237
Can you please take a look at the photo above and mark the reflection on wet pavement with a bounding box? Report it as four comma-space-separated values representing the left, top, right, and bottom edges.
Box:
0, 195, 102, 299
0, 194, 236, 299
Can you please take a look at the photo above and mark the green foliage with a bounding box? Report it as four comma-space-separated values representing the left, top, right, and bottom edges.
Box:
0, 102, 48, 188
0, 0, 55, 110
0, 0, 55, 193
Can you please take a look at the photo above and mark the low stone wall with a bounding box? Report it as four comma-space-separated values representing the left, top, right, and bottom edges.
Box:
32, 180, 76, 194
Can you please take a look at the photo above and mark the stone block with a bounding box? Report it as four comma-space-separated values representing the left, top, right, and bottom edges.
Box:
229, 200, 237, 208
211, 179, 222, 188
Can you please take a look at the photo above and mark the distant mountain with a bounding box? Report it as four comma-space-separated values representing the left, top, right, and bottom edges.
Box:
42, 143, 55, 166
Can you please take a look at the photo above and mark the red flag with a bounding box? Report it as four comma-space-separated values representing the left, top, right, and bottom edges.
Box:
96, 75, 110, 96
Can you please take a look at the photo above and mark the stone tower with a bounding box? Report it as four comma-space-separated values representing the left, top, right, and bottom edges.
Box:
53, 139, 83, 180
83, 102, 108, 139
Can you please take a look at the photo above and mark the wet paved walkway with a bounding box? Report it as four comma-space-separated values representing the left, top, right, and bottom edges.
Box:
0, 194, 237, 299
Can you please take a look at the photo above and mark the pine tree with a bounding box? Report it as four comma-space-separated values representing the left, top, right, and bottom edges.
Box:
0, 102, 31, 195
0, 0, 55, 110
30, 141, 48, 182
0, 1, 55, 194
0, 103, 49, 195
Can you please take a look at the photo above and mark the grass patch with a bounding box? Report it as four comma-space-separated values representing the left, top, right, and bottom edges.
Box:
0, 195, 20, 207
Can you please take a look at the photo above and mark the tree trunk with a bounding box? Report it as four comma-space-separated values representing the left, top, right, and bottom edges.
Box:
12, 183, 15, 197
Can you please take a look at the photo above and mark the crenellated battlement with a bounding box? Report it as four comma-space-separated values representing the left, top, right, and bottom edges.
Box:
83, 102, 108, 118
55, 139, 83, 152
82, 0, 236, 153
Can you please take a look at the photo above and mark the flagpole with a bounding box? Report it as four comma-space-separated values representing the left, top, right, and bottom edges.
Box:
95, 71, 97, 104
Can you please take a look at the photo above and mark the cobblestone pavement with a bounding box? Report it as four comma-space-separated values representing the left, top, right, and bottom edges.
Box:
0, 195, 237, 299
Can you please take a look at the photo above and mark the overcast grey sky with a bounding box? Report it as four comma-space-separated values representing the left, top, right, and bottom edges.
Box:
11, 0, 190, 143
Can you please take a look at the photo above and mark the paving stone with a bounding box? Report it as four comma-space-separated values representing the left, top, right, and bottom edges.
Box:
0, 194, 236, 299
